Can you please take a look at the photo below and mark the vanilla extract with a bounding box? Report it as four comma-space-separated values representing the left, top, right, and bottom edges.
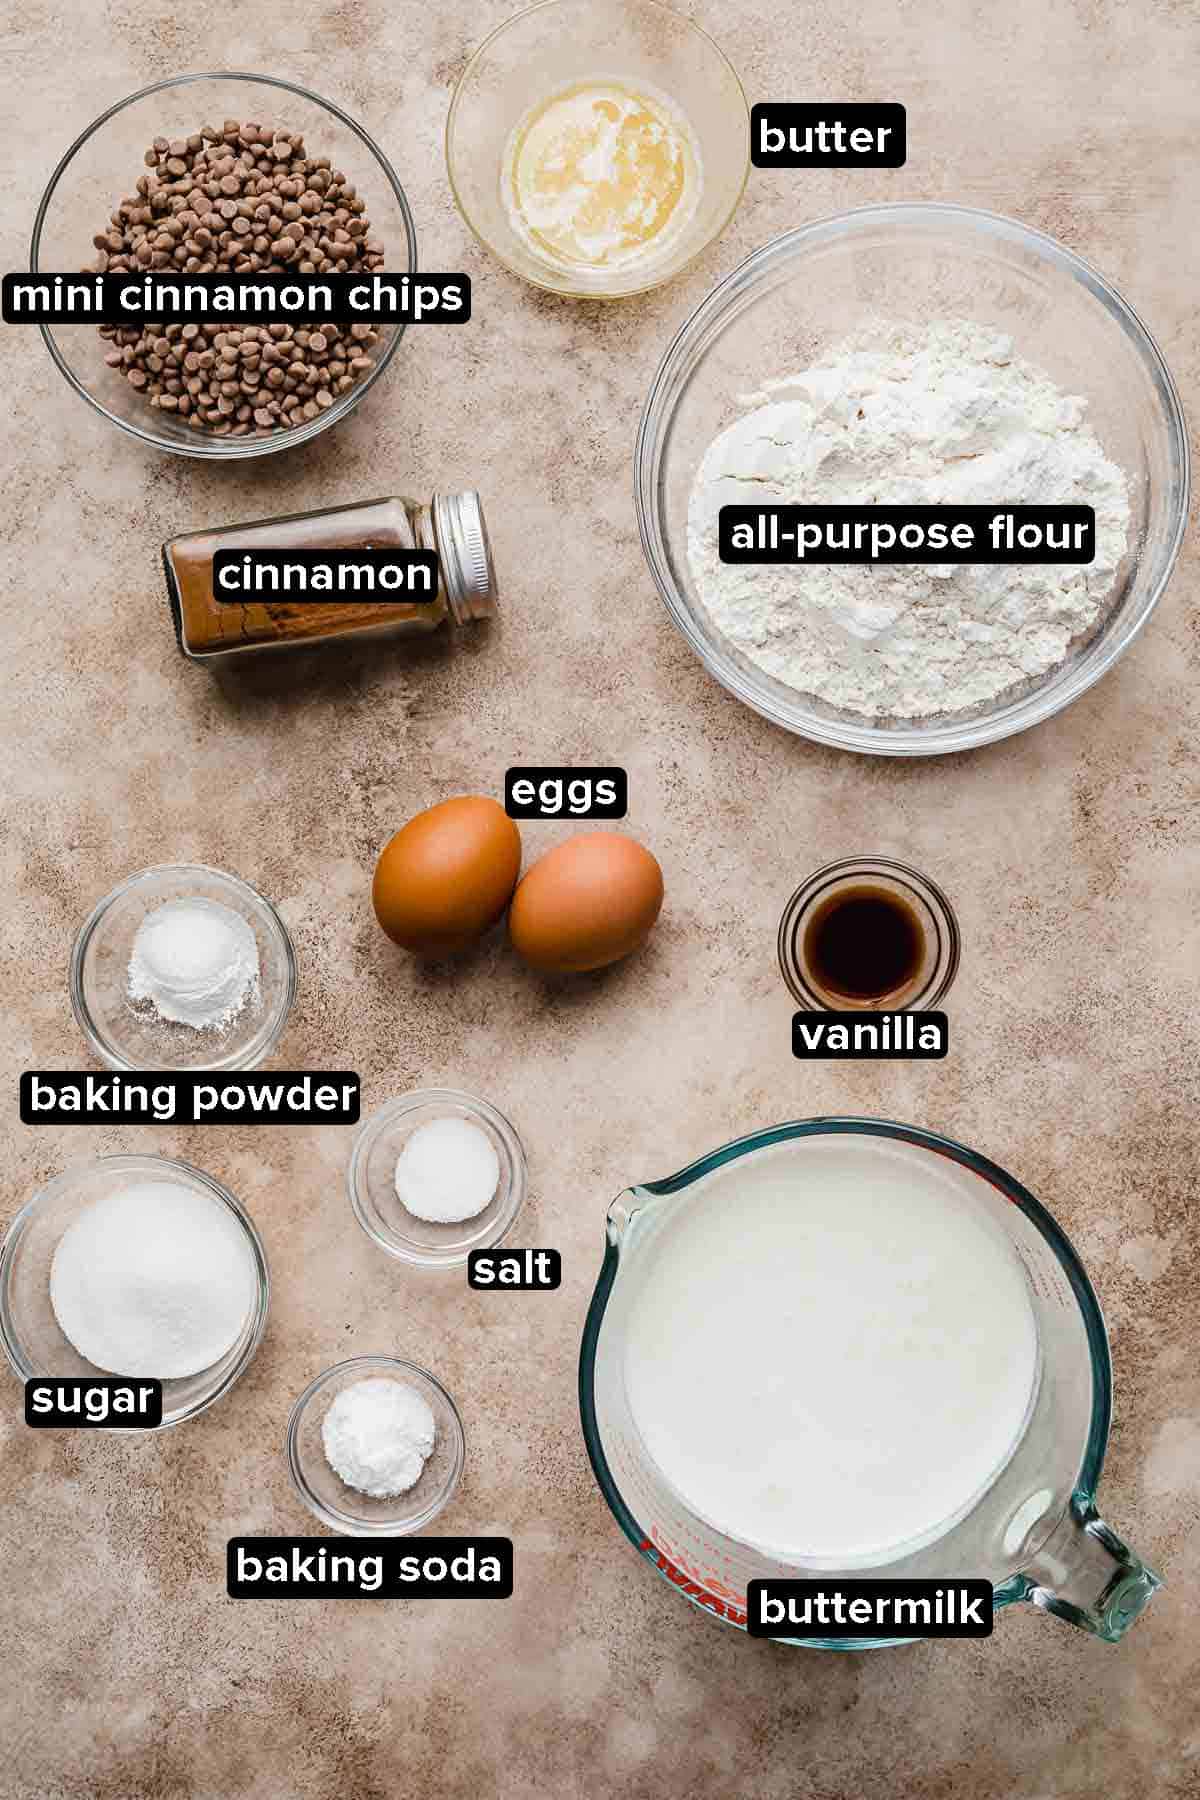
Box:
803, 883, 925, 1003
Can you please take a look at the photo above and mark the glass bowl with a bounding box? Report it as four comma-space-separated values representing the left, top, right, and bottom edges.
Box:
446, 0, 748, 299
70, 863, 296, 1072
777, 855, 960, 1011
348, 1088, 526, 1269
287, 1356, 466, 1536
30, 71, 417, 458
0, 1154, 269, 1430
636, 203, 1190, 754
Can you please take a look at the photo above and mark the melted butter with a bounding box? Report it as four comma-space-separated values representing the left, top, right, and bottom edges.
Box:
504, 80, 701, 273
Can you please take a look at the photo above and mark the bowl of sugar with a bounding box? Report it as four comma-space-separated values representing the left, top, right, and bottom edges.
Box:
0, 1154, 270, 1429
70, 863, 296, 1071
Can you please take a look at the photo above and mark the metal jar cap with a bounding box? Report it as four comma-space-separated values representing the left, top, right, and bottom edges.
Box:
433, 490, 497, 624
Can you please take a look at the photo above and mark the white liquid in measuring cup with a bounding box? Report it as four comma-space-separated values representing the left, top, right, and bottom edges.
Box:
622, 1134, 1040, 1563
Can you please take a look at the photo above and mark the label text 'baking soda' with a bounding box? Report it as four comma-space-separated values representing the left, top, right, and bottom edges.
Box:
227, 1538, 513, 1598
20, 1071, 360, 1126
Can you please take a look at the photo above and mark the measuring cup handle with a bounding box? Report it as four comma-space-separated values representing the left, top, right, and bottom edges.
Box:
1015, 1498, 1163, 1642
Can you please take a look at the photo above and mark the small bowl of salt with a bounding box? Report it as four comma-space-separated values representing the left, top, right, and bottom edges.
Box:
70, 863, 296, 1071
287, 1356, 466, 1536
348, 1088, 526, 1269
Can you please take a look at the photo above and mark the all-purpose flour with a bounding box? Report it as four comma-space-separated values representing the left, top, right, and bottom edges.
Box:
686, 318, 1131, 719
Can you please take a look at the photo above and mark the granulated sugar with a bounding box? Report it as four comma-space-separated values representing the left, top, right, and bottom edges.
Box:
50, 1180, 257, 1378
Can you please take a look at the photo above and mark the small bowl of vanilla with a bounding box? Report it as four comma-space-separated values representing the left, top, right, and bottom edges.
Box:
446, 0, 749, 298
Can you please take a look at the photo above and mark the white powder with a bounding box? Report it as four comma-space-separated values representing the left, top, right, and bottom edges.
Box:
50, 1181, 257, 1378
394, 1116, 500, 1224
322, 1377, 437, 1498
128, 897, 260, 1031
686, 317, 1131, 719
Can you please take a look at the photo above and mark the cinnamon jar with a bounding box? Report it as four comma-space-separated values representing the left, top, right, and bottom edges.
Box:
162, 490, 496, 662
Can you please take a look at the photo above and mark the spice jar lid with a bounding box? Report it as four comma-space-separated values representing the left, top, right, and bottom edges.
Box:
434, 491, 497, 624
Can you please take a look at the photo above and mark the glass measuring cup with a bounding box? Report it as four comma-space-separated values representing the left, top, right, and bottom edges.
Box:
579, 1118, 1161, 1648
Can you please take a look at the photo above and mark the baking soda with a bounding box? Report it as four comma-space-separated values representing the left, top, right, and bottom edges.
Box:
322, 1378, 437, 1498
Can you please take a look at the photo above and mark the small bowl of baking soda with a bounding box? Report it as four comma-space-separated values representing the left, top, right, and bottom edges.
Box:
287, 1356, 466, 1536
70, 863, 296, 1071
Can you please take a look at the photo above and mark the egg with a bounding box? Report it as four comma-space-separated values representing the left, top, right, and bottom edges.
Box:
509, 832, 664, 973
372, 796, 522, 955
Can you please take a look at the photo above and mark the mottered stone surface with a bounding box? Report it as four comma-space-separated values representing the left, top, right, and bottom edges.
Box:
0, 1, 1197, 1796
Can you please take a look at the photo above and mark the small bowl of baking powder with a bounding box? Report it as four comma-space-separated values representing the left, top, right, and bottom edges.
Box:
70, 863, 296, 1071
287, 1356, 466, 1536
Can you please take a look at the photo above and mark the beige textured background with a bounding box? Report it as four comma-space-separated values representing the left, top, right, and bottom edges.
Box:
1, 2, 1197, 1796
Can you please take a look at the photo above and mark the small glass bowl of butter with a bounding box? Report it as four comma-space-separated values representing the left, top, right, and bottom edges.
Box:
446, 0, 749, 298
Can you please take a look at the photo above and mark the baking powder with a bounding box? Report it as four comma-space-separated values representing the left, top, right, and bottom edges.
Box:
128, 897, 260, 1031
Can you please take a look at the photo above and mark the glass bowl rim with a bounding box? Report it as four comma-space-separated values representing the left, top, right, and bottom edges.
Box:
0, 1150, 271, 1429
444, 0, 750, 301
68, 860, 298, 1072
634, 200, 1191, 755
286, 1353, 466, 1535
777, 853, 961, 1010
30, 68, 419, 460
347, 1086, 527, 1268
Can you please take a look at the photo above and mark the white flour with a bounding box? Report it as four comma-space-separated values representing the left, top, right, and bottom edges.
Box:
686, 318, 1131, 719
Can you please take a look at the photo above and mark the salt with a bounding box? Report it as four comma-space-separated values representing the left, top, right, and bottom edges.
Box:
393, 1116, 500, 1224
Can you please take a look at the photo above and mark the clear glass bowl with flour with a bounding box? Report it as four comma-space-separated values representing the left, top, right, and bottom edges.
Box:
70, 864, 296, 1070
636, 204, 1189, 754
0, 1154, 269, 1429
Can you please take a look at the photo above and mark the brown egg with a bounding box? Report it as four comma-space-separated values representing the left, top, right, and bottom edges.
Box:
372, 796, 521, 955
509, 832, 664, 973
